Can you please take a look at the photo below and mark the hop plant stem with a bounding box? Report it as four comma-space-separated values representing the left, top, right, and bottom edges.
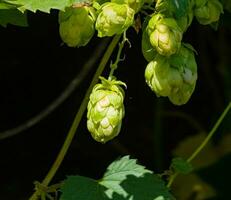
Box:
29, 34, 121, 200
167, 101, 231, 188
109, 32, 130, 80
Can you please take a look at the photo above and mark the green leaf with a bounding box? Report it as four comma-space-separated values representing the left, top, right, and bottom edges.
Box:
171, 157, 193, 174
60, 156, 174, 200
171, 0, 189, 18
5, 0, 90, 13
60, 176, 108, 200
99, 156, 152, 197
182, 43, 198, 55
0, 9, 27, 27
0, 1, 15, 9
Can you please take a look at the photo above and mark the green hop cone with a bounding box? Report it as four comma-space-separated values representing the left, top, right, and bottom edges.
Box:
145, 44, 197, 105
95, 2, 135, 37
168, 44, 198, 105
145, 54, 181, 97
111, 0, 144, 13
147, 13, 183, 56
87, 77, 126, 143
59, 7, 96, 47
194, 0, 223, 25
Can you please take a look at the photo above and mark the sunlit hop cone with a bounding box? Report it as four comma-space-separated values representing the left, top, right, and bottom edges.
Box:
111, 0, 144, 13
87, 77, 126, 143
145, 44, 197, 105
145, 54, 180, 97
147, 13, 183, 56
168, 44, 198, 105
194, 0, 223, 25
95, 2, 135, 37
59, 7, 96, 47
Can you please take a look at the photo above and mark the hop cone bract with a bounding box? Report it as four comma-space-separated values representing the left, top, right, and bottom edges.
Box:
87, 77, 125, 143
59, 7, 96, 47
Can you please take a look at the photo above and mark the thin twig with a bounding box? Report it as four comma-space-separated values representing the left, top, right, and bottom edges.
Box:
167, 102, 231, 188
29, 35, 121, 200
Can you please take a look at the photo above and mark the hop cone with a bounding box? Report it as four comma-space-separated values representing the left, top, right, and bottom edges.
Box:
95, 2, 135, 37
168, 44, 198, 105
145, 54, 181, 97
147, 13, 183, 56
87, 77, 125, 143
59, 7, 96, 47
145, 44, 197, 105
111, 0, 144, 13
194, 0, 223, 25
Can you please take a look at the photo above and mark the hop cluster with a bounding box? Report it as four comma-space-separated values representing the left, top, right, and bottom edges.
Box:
145, 45, 197, 105
59, 7, 96, 47
57, 0, 224, 143
142, 0, 223, 105
87, 77, 125, 143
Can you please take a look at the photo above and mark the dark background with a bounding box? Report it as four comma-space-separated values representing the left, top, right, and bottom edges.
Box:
0, 10, 231, 200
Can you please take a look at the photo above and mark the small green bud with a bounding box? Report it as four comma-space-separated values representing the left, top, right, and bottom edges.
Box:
194, 0, 223, 25
145, 44, 198, 105
59, 7, 96, 47
87, 77, 125, 143
95, 2, 135, 37
111, 0, 144, 13
147, 13, 183, 56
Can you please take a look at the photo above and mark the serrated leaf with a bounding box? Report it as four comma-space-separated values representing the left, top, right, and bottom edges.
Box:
60, 156, 174, 200
0, 9, 27, 27
171, 157, 193, 174
172, 0, 189, 18
99, 156, 152, 197
0, 1, 15, 9
60, 176, 108, 200
5, 0, 90, 13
